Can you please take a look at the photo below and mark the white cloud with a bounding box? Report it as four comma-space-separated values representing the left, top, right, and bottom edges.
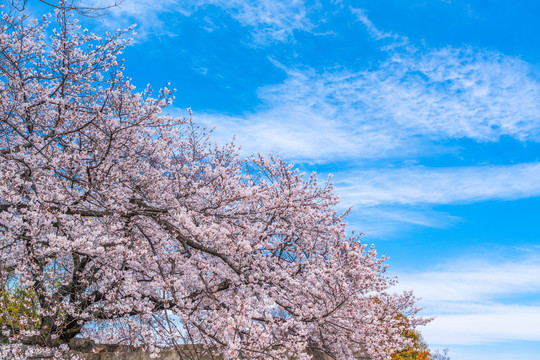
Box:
350, 7, 540, 141
397, 259, 540, 303
197, 107, 406, 163
105, 0, 312, 42
424, 305, 540, 345
334, 162, 540, 206
199, 46, 540, 163
350, 8, 395, 41
334, 206, 459, 238
395, 256, 540, 346
203, 0, 312, 42
350, 7, 411, 49
377, 47, 540, 141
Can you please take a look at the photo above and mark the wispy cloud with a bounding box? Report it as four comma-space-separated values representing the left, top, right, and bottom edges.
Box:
395, 255, 540, 345
200, 46, 540, 163
338, 206, 458, 238
351, 8, 394, 40
202, 0, 312, 42
104, 0, 313, 42
334, 162, 540, 206
426, 304, 540, 345
197, 107, 406, 163
374, 47, 540, 141
351, 7, 540, 140
350, 7, 411, 49
398, 258, 540, 302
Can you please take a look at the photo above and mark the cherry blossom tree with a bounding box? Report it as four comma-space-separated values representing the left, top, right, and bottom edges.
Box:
0, 3, 428, 359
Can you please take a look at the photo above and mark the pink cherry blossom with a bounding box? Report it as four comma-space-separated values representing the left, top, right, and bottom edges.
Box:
0, 3, 428, 360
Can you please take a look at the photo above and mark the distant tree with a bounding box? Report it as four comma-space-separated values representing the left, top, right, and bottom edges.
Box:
0, 3, 428, 359
432, 348, 451, 360
386, 314, 449, 360
390, 327, 431, 360
0, 282, 40, 339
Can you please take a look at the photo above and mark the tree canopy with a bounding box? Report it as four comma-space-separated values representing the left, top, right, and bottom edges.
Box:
0, 3, 427, 359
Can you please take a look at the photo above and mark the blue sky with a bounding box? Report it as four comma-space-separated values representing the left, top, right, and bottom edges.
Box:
33, 1, 540, 359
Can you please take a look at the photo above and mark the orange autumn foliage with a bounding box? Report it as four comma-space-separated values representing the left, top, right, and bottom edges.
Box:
391, 313, 432, 360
